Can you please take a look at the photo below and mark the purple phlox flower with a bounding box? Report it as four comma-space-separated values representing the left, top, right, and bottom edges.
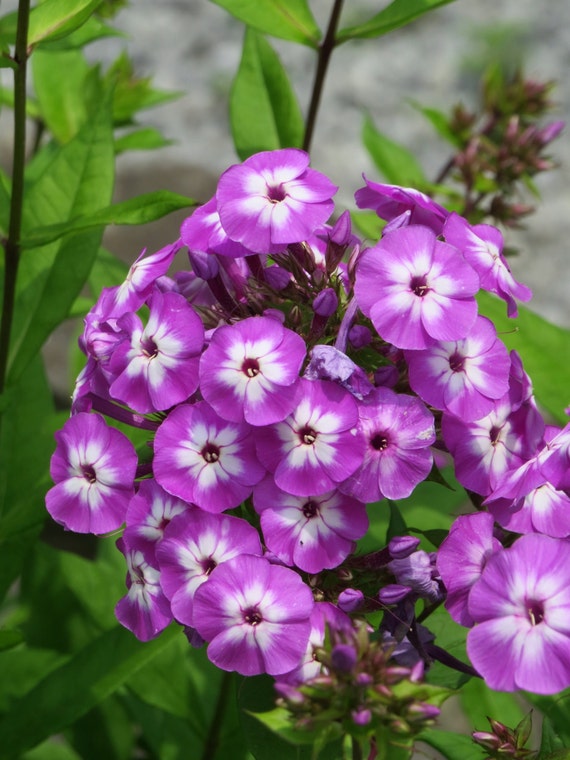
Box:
81, 300, 124, 374
539, 421, 570, 491
109, 289, 204, 414
199, 316, 305, 426
442, 387, 544, 497
467, 533, 570, 694
192, 554, 314, 676
71, 356, 114, 414
354, 178, 449, 234
404, 315, 511, 422
173, 270, 217, 307
46, 412, 137, 534
156, 508, 262, 626
123, 478, 191, 561
188, 248, 219, 281
443, 213, 532, 317
255, 378, 365, 497
216, 149, 337, 254
437, 512, 502, 627
354, 225, 479, 350
115, 536, 172, 641
153, 401, 266, 512
180, 196, 259, 259
101, 240, 182, 319
304, 345, 374, 400
340, 386, 435, 503
388, 549, 442, 603
253, 475, 368, 574
278, 601, 353, 685
486, 425, 570, 537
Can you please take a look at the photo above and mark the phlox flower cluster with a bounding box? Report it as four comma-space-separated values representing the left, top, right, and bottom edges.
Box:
47, 148, 570, 698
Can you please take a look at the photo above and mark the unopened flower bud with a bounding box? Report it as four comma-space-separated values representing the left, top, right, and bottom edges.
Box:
274, 682, 305, 705
374, 365, 399, 388
378, 584, 411, 605
348, 325, 372, 348
408, 702, 440, 721
338, 588, 364, 613
313, 288, 338, 317
389, 535, 421, 559
352, 708, 372, 726
331, 644, 358, 673
265, 264, 291, 291
188, 249, 219, 280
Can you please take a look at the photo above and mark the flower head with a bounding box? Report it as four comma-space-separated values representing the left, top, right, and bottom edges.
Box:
216, 149, 337, 253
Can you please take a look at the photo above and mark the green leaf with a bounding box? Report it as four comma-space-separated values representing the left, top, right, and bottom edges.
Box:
408, 100, 462, 147
362, 114, 427, 186
32, 49, 92, 143
350, 210, 385, 241
38, 15, 123, 50
0, 646, 67, 713
211, 0, 320, 47
526, 690, 570, 747
478, 292, 570, 424
0, 356, 55, 602
230, 29, 304, 161
0, 628, 24, 651
418, 728, 483, 760
386, 499, 408, 542
104, 50, 181, 126
114, 126, 173, 154
539, 714, 570, 759
28, 0, 103, 47
22, 190, 197, 248
337, 0, 457, 43
239, 676, 343, 759
7, 87, 115, 384
424, 604, 471, 689
0, 625, 179, 758
23, 738, 83, 760
459, 678, 526, 737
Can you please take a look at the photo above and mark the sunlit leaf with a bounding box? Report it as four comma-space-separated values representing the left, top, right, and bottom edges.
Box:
211, 0, 320, 47
230, 29, 304, 160
21, 191, 196, 248
337, 0, 457, 43
362, 114, 427, 186
28, 0, 103, 47
0, 625, 179, 757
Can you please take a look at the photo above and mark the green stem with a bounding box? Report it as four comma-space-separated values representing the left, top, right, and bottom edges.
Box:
200, 670, 233, 760
0, 0, 31, 396
352, 736, 363, 760
302, 0, 344, 153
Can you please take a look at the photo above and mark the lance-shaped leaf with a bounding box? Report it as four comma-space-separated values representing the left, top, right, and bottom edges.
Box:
230, 29, 304, 161
478, 292, 570, 425
212, 0, 320, 48
28, 0, 103, 47
362, 114, 427, 186
32, 49, 92, 143
21, 191, 197, 248
0, 625, 179, 758
0, 357, 56, 603
337, 0, 457, 43
8, 85, 115, 384
418, 729, 484, 760
114, 127, 172, 155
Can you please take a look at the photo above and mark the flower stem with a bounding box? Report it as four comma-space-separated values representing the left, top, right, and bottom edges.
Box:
0, 0, 31, 396
200, 670, 233, 760
303, 0, 344, 153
